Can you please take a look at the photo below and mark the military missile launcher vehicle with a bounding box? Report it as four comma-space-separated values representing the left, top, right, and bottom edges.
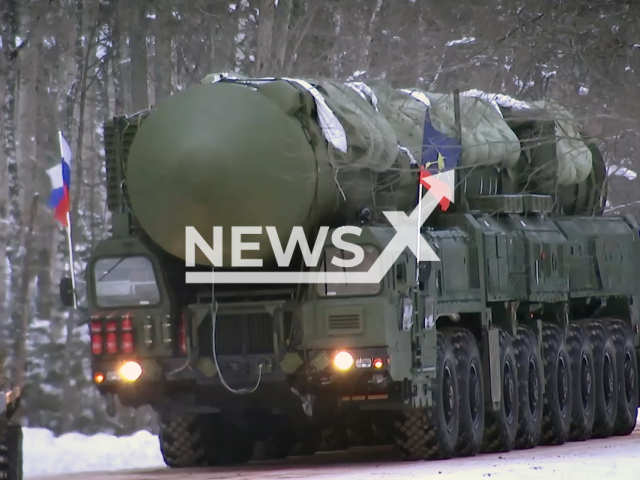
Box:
63, 72, 640, 467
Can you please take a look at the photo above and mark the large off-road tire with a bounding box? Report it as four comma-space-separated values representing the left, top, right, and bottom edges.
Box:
287, 417, 322, 457
540, 322, 572, 445
566, 322, 596, 441
513, 325, 543, 449
481, 329, 519, 453
321, 424, 349, 451
0, 424, 23, 480
604, 318, 639, 436
158, 413, 255, 467
262, 416, 297, 460
582, 320, 618, 438
158, 413, 209, 467
444, 327, 485, 457
394, 332, 459, 460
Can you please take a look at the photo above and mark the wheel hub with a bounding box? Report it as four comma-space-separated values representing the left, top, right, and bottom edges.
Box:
624, 350, 635, 405
603, 352, 614, 412
528, 358, 539, 417
557, 356, 569, 414
581, 353, 592, 410
443, 365, 455, 432
503, 362, 515, 422
469, 364, 480, 426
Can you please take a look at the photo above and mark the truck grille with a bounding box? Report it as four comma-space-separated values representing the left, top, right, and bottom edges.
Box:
209, 312, 275, 356
327, 314, 363, 335
103, 113, 149, 214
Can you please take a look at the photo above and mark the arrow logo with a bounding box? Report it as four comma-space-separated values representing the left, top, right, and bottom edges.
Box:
185, 171, 454, 284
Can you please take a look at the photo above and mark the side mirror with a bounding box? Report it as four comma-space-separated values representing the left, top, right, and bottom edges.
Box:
59, 277, 75, 308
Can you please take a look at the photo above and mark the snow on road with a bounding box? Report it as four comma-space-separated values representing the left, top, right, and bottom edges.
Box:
24, 428, 165, 477
25, 412, 640, 479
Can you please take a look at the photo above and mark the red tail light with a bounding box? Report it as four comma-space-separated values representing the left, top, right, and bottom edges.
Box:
91, 334, 103, 355
121, 332, 134, 353
90, 321, 102, 333
90, 315, 136, 356
178, 313, 187, 355
121, 315, 133, 331
90, 321, 103, 355
106, 332, 118, 353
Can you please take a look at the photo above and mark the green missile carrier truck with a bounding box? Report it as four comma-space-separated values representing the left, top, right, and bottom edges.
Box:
63, 73, 639, 466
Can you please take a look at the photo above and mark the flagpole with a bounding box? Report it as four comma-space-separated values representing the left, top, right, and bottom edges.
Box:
65, 212, 77, 309
59, 129, 77, 310
415, 177, 423, 286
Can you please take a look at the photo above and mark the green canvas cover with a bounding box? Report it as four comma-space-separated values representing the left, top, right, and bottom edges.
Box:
316, 80, 399, 172
530, 99, 593, 185
201, 73, 593, 186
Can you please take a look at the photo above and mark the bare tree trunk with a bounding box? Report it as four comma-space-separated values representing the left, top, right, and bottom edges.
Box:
358, 0, 384, 72
34, 37, 57, 321
1, 0, 23, 363
328, 3, 343, 78
153, 2, 172, 103
255, 0, 277, 75
130, 2, 149, 111
283, 0, 320, 76
13, 194, 38, 390
110, 0, 126, 113
272, 0, 293, 74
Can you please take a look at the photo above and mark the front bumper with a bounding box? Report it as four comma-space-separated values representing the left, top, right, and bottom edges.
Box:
304, 347, 402, 404
90, 354, 309, 410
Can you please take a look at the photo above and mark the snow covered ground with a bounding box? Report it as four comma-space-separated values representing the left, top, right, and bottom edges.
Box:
24, 428, 165, 477
25, 412, 640, 479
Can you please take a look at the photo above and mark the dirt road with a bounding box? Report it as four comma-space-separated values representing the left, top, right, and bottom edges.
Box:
32, 422, 640, 480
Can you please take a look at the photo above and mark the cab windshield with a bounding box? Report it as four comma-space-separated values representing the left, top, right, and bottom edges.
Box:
316, 245, 381, 297
92, 256, 161, 307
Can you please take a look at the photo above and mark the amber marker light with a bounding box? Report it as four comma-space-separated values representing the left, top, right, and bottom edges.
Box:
373, 358, 384, 369
119, 361, 143, 381
94, 373, 105, 384
334, 351, 354, 371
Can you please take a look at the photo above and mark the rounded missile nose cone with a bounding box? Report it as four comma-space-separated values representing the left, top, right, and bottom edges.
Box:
126, 82, 317, 266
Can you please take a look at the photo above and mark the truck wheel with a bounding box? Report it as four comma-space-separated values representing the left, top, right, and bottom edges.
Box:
158, 413, 210, 467
394, 332, 459, 460
604, 318, 639, 436
291, 424, 322, 456
0, 424, 23, 480
158, 413, 254, 467
513, 325, 543, 449
481, 329, 519, 453
566, 322, 596, 441
540, 322, 572, 445
444, 327, 485, 457
206, 415, 255, 465
262, 417, 297, 460
321, 424, 349, 451
583, 320, 619, 438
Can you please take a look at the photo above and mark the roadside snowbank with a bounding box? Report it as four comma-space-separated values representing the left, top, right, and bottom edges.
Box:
24, 428, 165, 477
24, 412, 640, 478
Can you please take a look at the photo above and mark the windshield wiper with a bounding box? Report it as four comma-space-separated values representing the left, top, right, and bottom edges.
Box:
98, 258, 126, 281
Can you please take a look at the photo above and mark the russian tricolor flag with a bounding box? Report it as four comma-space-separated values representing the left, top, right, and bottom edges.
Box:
46, 132, 72, 227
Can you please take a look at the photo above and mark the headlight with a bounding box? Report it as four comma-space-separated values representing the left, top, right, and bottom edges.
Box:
401, 296, 413, 331
119, 361, 143, 381
334, 351, 354, 371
